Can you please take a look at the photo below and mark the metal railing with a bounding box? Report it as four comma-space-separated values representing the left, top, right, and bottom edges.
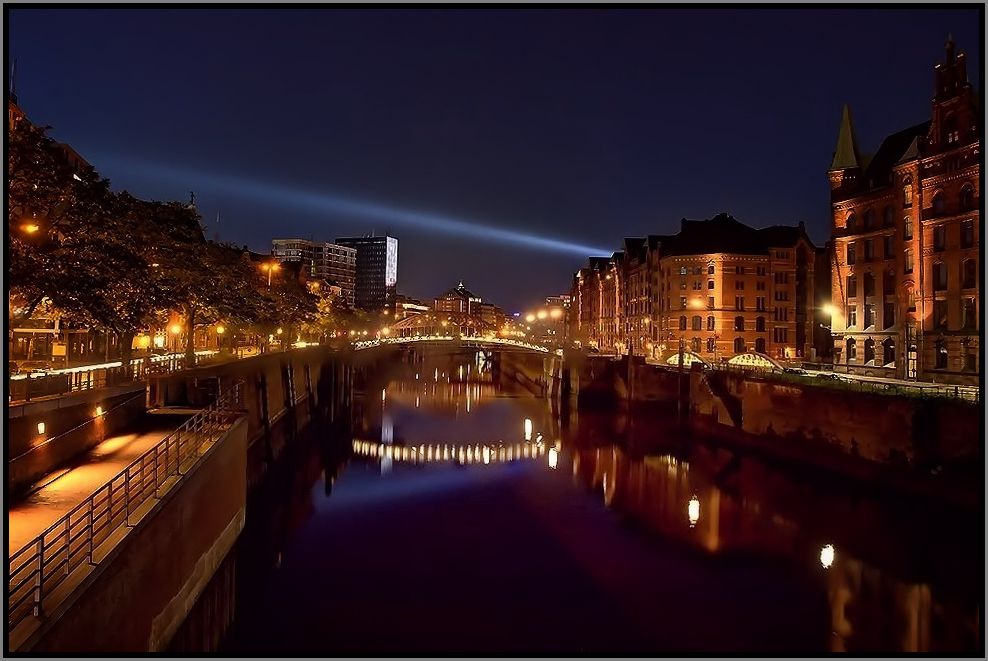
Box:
8, 351, 218, 404
6, 381, 244, 635
705, 362, 979, 403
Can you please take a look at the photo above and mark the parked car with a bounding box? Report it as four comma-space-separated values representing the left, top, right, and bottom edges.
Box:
815, 372, 849, 382
782, 366, 808, 376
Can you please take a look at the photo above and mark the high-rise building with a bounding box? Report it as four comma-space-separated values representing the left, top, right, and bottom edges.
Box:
335, 235, 399, 313
271, 239, 357, 307
827, 37, 979, 385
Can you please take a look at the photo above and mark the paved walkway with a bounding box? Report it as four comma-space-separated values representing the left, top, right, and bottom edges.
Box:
7, 425, 181, 554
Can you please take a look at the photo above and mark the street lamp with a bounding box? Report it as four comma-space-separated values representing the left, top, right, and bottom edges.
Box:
216, 324, 225, 352
20, 222, 40, 234
260, 261, 281, 287
169, 323, 182, 362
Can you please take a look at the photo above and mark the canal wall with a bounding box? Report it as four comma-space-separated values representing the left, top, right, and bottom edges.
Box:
689, 367, 981, 470
148, 346, 352, 489
7, 386, 148, 498
562, 353, 980, 494
19, 417, 248, 653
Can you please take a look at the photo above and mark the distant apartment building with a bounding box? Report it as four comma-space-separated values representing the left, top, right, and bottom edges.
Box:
827, 37, 979, 385
570, 214, 821, 362
271, 239, 357, 307
434, 282, 482, 314
335, 235, 398, 313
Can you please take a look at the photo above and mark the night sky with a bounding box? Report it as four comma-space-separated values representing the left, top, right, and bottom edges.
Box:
6, 7, 981, 312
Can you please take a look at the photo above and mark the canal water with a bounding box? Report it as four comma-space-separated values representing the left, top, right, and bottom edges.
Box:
227, 350, 980, 654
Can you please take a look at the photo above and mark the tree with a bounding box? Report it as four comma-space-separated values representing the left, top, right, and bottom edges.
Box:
8, 118, 123, 330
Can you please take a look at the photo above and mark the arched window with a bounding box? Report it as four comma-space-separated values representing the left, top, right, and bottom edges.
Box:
706, 316, 715, 331
691, 315, 702, 331
755, 316, 765, 332
863, 209, 874, 230
902, 177, 913, 207
691, 337, 701, 353
963, 259, 976, 289
679, 316, 687, 331
846, 338, 857, 361
864, 338, 875, 364
733, 337, 745, 354
883, 206, 894, 227
707, 264, 715, 275
706, 337, 716, 353
755, 337, 766, 353
935, 339, 948, 369
960, 184, 975, 211
846, 213, 857, 232
734, 316, 745, 331
932, 191, 945, 216
882, 338, 895, 366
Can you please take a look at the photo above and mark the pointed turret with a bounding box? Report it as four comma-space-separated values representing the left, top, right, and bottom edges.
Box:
830, 104, 860, 171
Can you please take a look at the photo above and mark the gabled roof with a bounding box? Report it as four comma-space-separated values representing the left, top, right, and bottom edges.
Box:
660, 213, 814, 257
863, 121, 930, 187
440, 282, 480, 300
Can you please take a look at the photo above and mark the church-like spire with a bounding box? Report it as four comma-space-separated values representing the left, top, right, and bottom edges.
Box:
830, 103, 860, 171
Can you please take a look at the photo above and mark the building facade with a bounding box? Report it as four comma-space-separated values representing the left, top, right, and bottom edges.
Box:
434, 282, 482, 314
827, 37, 979, 385
335, 235, 398, 313
271, 239, 357, 307
570, 214, 821, 362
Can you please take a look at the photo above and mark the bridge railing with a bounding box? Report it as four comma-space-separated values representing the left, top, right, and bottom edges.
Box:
6, 381, 244, 636
352, 335, 557, 354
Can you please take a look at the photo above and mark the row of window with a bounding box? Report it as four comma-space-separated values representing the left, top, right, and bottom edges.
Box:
673, 264, 773, 277
849, 182, 975, 227
675, 315, 784, 333
933, 259, 978, 291
680, 337, 768, 354
844, 337, 977, 371
845, 220, 974, 266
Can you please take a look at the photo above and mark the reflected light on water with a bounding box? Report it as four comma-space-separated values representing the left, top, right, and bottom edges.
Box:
688, 495, 700, 528
548, 448, 558, 469
524, 418, 533, 441
820, 543, 836, 569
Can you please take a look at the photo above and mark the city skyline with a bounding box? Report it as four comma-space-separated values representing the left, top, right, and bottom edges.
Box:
6, 7, 979, 311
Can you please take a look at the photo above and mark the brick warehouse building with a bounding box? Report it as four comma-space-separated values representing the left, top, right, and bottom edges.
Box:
827, 37, 979, 385
569, 214, 822, 363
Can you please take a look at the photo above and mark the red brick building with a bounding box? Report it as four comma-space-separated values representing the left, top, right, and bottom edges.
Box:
827, 37, 979, 385
570, 214, 821, 362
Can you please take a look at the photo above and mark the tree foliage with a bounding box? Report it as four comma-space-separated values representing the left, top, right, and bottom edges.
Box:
8, 117, 332, 361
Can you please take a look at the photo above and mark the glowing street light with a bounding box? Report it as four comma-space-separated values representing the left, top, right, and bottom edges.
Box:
821, 303, 837, 318
688, 495, 700, 527
20, 222, 40, 234
260, 261, 281, 287
525, 313, 536, 323
169, 323, 182, 335
820, 544, 836, 569
549, 308, 563, 320
215, 325, 225, 335
536, 310, 548, 320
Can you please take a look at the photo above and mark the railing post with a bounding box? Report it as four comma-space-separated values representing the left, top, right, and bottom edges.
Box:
124, 472, 132, 522
33, 537, 44, 617
64, 517, 71, 576
87, 505, 94, 564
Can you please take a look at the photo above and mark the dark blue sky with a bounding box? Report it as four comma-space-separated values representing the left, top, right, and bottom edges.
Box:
7, 7, 981, 311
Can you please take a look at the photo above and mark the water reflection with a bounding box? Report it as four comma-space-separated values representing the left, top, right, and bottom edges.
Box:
564, 423, 981, 653
229, 349, 979, 655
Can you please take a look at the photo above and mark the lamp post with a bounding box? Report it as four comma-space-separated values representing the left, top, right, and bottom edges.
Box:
169, 323, 182, 370
261, 261, 281, 287
216, 324, 225, 353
